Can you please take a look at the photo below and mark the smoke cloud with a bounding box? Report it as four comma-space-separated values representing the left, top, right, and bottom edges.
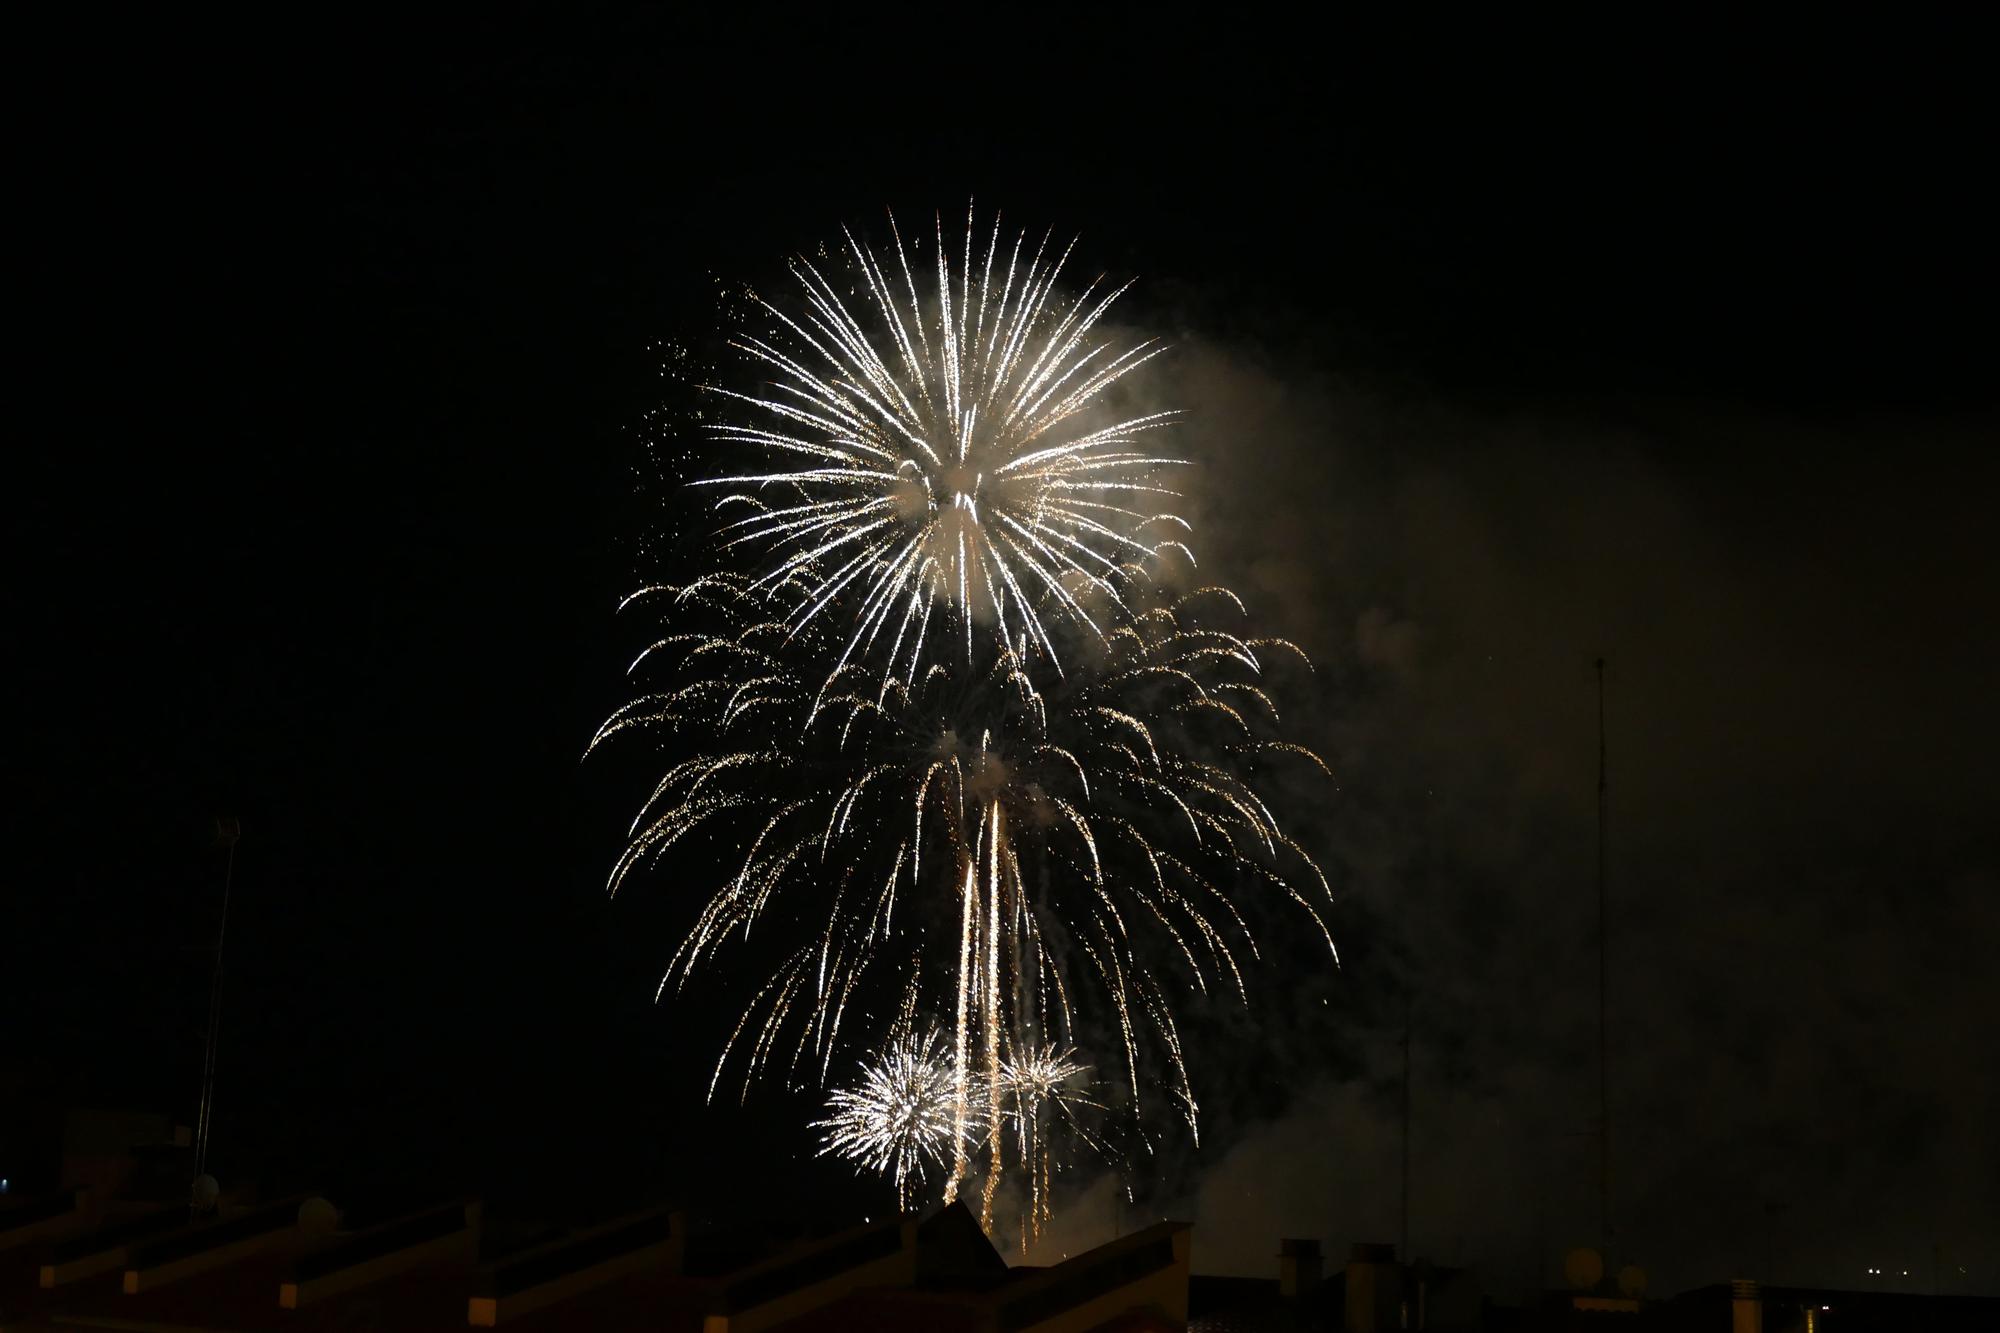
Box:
1040, 335, 1999, 1296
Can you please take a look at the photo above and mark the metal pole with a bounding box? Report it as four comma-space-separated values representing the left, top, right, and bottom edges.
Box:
1400, 991, 1412, 1264
195, 821, 238, 1186
1595, 658, 1610, 1247
1402, 790, 1429, 1266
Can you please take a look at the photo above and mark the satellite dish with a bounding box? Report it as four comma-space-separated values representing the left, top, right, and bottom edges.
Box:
191, 1175, 220, 1211
1617, 1264, 1648, 1297
1564, 1247, 1604, 1290
298, 1197, 340, 1238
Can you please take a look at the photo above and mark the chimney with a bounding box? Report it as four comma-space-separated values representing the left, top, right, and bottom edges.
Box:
1730, 1278, 1762, 1333
1278, 1238, 1322, 1297
1345, 1242, 1402, 1333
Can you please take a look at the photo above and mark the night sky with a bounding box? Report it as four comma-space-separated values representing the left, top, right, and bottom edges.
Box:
12, 8, 1996, 1298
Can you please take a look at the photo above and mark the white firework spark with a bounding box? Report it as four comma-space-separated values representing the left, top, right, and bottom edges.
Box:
999, 1045, 1097, 1125
815, 1028, 967, 1210
700, 205, 1189, 684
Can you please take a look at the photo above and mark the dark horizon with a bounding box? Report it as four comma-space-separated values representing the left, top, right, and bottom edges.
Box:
11, 8, 1996, 1300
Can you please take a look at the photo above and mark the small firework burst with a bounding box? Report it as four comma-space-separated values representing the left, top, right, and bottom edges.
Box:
815, 1028, 966, 1210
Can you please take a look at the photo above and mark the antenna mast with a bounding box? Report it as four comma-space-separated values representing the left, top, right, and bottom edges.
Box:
1402, 791, 1430, 1264
1594, 658, 1611, 1247
195, 817, 240, 1193
1400, 990, 1412, 1262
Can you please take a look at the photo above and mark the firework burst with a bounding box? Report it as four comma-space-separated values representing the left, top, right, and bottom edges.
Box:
698, 206, 1190, 684
593, 570, 1336, 1222
815, 1027, 965, 1211
996, 1043, 1105, 1241
998, 1045, 1098, 1129
604, 209, 1339, 1228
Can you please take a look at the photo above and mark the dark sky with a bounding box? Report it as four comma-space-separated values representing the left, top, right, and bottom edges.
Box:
12, 7, 1996, 1297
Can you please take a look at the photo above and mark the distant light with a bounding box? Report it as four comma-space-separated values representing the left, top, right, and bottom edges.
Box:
0, 1178, 8, 1193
